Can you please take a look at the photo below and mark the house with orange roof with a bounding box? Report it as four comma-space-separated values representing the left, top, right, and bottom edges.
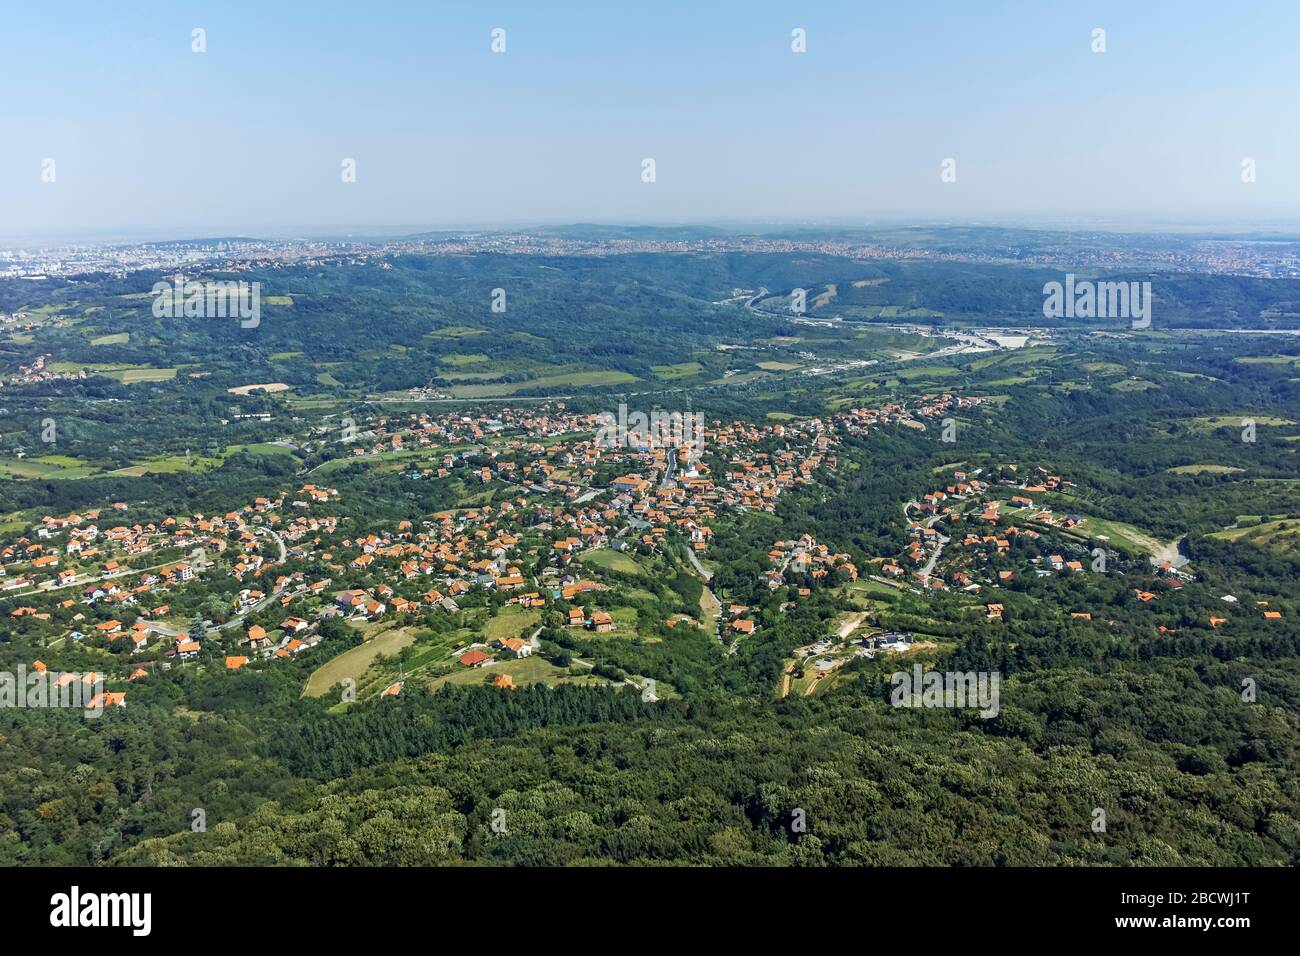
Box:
496, 637, 533, 658
86, 691, 126, 711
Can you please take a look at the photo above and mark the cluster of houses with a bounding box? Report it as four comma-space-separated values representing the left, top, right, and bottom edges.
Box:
765, 534, 858, 590
4, 394, 990, 691
0, 351, 88, 388
872, 464, 1284, 636
880, 465, 1098, 595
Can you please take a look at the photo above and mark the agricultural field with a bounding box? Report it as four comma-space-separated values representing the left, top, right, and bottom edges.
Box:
0, 455, 99, 479
46, 361, 178, 383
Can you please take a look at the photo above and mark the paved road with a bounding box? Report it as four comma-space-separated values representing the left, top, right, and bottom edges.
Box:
919, 523, 950, 583
685, 547, 713, 582
660, 448, 677, 489
8, 547, 212, 600
256, 525, 287, 563
144, 530, 291, 639
904, 502, 949, 585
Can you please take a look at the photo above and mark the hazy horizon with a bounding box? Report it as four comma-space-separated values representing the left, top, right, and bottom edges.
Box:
4, 0, 1299, 238
9, 215, 1300, 251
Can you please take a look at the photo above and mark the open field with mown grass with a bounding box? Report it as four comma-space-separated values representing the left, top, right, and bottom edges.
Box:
46, 362, 178, 383
429, 655, 604, 691
578, 548, 648, 576
303, 623, 414, 698
483, 605, 541, 643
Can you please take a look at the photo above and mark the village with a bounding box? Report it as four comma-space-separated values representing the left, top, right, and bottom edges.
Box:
3, 393, 997, 708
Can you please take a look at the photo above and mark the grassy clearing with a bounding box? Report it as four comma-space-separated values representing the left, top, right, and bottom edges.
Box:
450, 369, 638, 397
1209, 518, 1300, 552
308, 444, 473, 476
430, 655, 602, 691
227, 382, 290, 395
0, 456, 100, 479
46, 362, 177, 383
484, 606, 541, 643
0, 513, 31, 535
1234, 355, 1298, 366
303, 624, 414, 697
895, 365, 959, 381
1185, 415, 1295, 433
424, 326, 488, 339
226, 442, 298, 457
108, 454, 224, 477
89, 332, 130, 346
578, 549, 646, 576
1168, 464, 1245, 475
1057, 515, 1177, 560
651, 361, 705, 379
987, 374, 1038, 386
969, 348, 1057, 372
699, 586, 721, 631
845, 578, 904, 601
121, 368, 178, 384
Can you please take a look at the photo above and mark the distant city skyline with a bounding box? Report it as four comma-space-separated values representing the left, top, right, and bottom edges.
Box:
4, 0, 1299, 239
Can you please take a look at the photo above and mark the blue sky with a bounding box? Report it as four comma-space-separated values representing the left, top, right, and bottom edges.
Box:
2, 0, 1298, 238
